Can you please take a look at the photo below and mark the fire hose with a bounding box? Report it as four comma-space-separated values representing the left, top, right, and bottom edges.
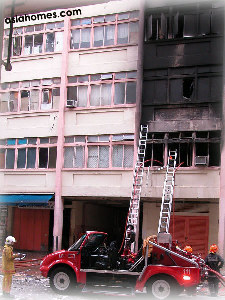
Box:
205, 266, 225, 287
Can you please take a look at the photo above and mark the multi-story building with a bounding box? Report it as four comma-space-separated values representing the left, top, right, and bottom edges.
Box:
0, 0, 141, 251
141, 0, 224, 257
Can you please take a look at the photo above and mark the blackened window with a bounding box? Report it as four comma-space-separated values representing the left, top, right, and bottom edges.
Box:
39, 148, 48, 168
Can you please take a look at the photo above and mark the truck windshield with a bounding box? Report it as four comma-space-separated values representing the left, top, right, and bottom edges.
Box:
68, 234, 86, 251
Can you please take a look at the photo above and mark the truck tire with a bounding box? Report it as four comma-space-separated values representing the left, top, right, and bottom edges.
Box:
49, 266, 76, 294
147, 275, 179, 299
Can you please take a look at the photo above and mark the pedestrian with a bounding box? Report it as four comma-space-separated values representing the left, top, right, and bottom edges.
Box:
205, 244, 224, 297
1, 236, 20, 298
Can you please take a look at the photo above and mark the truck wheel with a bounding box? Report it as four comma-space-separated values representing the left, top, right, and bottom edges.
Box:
50, 267, 76, 294
147, 275, 178, 299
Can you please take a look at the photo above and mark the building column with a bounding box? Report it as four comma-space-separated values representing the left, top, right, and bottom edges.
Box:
53, 16, 70, 251
218, 23, 225, 256
134, 0, 145, 253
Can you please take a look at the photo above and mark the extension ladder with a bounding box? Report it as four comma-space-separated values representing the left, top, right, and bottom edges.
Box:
158, 150, 177, 234
126, 125, 148, 250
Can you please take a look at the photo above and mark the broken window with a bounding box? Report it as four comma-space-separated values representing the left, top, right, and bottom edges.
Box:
34, 34, 43, 54
146, 13, 167, 40
183, 15, 197, 37
183, 77, 194, 100
199, 13, 211, 35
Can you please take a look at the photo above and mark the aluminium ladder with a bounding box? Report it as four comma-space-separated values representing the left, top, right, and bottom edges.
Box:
158, 150, 177, 234
125, 125, 148, 251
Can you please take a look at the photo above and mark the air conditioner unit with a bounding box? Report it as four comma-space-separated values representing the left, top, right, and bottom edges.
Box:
195, 156, 208, 166
66, 99, 77, 108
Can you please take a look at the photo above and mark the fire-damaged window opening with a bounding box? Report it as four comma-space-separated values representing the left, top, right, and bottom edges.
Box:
183, 77, 194, 100
145, 131, 220, 168
145, 5, 223, 41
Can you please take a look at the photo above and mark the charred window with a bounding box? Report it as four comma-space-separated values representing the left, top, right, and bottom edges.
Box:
145, 5, 224, 41
183, 77, 194, 100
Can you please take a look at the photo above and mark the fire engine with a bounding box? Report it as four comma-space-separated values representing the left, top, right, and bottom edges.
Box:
40, 126, 225, 299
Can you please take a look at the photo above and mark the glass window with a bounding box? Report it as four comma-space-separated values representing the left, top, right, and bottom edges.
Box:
94, 16, 104, 23
49, 147, 57, 168
124, 145, 133, 167
118, 23, 129, 44
81, 28, 91, 48
112, 145, 123, 167
34, 34, 43, 54
0, 149, 5, 169
88, 146, 98, 168
68, 76, 77, 83
64, 147, 74, 168
71, 29, 80, 49
126, 82, 136, 104
129, 22, 139, 43
9, 92, 18, 112
28, 138, 37, 145
25, 26, 34, 33
90, 85, 100, 106
101, 84, 111, 105
30, 90, 39, 110
17, 148, 26, 168
40, 138, 49, 144
118, 13, 129, 20
46, 33, 55, 52
114, 83, 125, 104
13, 36, 22, 56
81, 18, 91, 25
65, 136, 74, 143
99, 146, 109, 167
115, 72, 126, 79
67, 86, 77, 100
75, 146, 84, 167
6, 149, 15, 169
7, 139, 16, 145
75, 136, 85, 142
94, 27, 104, 47
18, 138, 27, 145
52, 88, 60, 109
50, 137, 58, 144
78, 75, 89, 82
24, 35, 33, 55
77, 86, 87, 107
105, 15, 115, 22
21, 90, 30, 111
104, 25, 115, 46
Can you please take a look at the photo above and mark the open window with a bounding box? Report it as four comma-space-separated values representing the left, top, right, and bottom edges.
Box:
41, 89, 52, 110
183, 77, 194, 100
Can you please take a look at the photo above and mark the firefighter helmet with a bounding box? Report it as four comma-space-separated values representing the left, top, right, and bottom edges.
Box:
127, 224, 134, 230
184, 245, 193, 253
5, 236, 16, 245
210, 244, 218, 253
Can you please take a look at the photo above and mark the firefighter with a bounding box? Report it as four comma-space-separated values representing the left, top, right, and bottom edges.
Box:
1, 236, 20, 298
205, 244, 224, 297
184, 245, 193, 254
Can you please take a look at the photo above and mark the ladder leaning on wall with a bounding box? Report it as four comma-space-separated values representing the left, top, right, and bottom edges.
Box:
125, 124, 148, 252
158, 150, 177, 235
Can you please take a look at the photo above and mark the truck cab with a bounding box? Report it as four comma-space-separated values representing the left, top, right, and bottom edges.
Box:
40, 231, 205, 299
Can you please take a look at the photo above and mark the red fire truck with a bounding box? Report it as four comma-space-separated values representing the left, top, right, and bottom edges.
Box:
40, 230, 210, 299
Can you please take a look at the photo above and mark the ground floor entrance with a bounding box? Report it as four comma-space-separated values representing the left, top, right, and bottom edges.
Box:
13, 208, 50, 251
170, 215, 209, 257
